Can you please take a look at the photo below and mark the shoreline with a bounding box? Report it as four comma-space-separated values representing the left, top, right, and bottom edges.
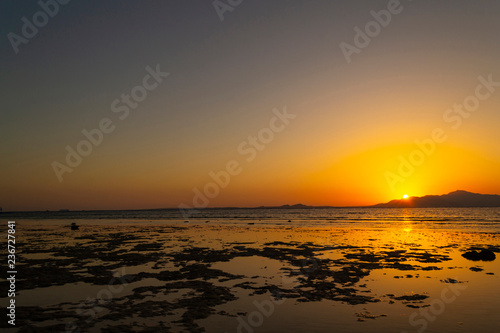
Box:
1, 223, 499, 332
4, 218, 500, 234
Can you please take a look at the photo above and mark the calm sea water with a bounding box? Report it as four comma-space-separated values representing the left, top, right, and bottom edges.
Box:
3, 207, 500, 232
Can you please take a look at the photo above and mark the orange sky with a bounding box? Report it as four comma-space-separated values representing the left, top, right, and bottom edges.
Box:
2, 1, 500, 211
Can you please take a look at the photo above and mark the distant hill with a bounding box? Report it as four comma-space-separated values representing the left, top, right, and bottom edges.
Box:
373, 190, 500, 208
257, 203, 313, 209
258, 191, 500, 209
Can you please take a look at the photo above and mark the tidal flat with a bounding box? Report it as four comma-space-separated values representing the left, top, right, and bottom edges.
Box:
1, 222, 499, 332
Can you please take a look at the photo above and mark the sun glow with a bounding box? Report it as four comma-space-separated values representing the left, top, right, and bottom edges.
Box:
403, 194, 409, 199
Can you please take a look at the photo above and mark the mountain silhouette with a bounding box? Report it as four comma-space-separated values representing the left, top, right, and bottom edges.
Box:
374, 190, 500, 208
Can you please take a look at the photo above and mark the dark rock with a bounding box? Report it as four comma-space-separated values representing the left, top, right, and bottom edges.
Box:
392, 293, 429, 301
462, 250, 496, 261
469, 266, 484, 272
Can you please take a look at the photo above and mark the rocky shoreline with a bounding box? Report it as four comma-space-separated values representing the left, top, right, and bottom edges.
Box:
1, 223, 499, 332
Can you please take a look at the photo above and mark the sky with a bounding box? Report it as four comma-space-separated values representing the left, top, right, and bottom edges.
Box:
1, 0, 500, 211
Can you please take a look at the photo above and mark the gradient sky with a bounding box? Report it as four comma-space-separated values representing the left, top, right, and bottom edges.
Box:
1, 0, 500, 211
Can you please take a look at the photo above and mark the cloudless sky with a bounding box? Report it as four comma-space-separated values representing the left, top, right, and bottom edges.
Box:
1, 0, 500, 211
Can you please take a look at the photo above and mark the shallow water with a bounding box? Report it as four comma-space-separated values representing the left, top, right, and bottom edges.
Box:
3, 207, 500, 232
0, 221, 499, 332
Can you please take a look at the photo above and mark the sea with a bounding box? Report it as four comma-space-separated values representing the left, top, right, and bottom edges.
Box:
3, 207, 500, 232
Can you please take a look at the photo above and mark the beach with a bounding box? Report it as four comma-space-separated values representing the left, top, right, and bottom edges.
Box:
3, 1, 500, 332
1, 219, 499, 332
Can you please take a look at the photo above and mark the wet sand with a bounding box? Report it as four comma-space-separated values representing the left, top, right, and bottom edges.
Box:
1, 222, 499, 332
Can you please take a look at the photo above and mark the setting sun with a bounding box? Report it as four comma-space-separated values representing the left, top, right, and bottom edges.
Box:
2, 2, 500, 332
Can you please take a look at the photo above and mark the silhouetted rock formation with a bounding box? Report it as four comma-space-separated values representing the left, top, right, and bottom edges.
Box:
374, 190, 500, 208
462, 249, 496, 261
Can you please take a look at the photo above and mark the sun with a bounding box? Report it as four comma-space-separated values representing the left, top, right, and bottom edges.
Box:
403, 194, 409, 199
